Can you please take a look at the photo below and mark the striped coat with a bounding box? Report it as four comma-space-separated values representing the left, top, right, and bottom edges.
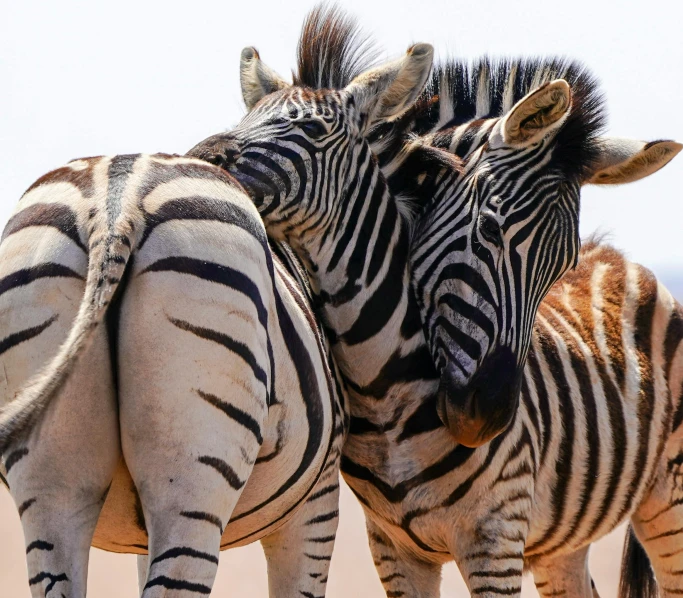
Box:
0, 153, 344, 597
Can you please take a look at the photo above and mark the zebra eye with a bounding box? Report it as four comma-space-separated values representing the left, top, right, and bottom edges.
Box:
299, 120, 327, 139
479, 213, 502, 246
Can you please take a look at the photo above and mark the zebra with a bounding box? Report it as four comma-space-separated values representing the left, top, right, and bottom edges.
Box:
187, 7, 682, 597
0, 153, 345, 597
370, 54, 683, 597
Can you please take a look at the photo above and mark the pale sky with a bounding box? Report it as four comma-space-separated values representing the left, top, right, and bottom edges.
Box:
2, 0, 681, 281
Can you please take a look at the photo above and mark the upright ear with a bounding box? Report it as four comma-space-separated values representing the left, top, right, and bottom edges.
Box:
240, 47, 290, 110
585, 137, 682, 185
344, 43, 433, 130
502, 79, 571, 146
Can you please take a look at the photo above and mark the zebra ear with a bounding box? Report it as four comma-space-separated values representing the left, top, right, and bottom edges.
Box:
345, 43, 433, 130
240, 47, 290, 110
585, 138, 682, 185
502, 79, 571, 146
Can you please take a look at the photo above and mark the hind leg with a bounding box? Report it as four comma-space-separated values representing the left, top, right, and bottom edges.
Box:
0, 257, 119, 598
260, 453, 341, 598
3, 326, 119, 598
630, 442, 683, 596
119, 277, 268, 596
530, 547, 599, 598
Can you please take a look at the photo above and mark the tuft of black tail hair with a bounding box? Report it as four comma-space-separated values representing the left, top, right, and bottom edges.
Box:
619, 524, 658, 598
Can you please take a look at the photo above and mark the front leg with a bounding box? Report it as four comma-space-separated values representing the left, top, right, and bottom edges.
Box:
530, 547, 599, 598
449, 502, 529, 597
260, 461, 341, 598
366, 518, 442, 598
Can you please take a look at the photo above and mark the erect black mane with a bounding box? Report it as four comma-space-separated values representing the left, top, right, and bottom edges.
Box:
294, 3, 378, 90
384, 57, 607, 182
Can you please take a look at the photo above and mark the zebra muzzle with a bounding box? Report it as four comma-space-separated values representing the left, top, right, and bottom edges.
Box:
436, 388, 495, 448
436, 348, 520, 447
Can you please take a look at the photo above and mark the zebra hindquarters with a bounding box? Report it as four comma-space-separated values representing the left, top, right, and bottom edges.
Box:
0, 222, 121, 597
118, 217, 271, 596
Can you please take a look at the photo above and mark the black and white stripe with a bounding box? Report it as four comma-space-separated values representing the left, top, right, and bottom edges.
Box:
189, 8, 681, 597
0, 153, 344, 597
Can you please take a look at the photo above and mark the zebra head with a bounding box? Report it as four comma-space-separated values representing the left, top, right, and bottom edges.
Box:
387, 65, 681, 446
187, 43, 433, 251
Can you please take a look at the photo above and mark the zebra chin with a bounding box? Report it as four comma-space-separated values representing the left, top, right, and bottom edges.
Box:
436, 347, 522, 447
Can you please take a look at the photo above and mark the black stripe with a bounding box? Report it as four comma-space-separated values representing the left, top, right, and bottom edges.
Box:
306, 483, 339, 502
305, 510, 338, 525
396, 395, 442, 442
18, 497, 36, 517
307, 535, 336, 543
617, 270, 657, 521
2, 203, 86, 252
26, 540, 54, 554
0, 264, 83, 299
139, 196, 267, 250
168, 317, 267, 388
197, 455, 245, 490
28, 571, 68, 593
341, 442, 475, 504
559, 347, 600, 545
144, 576, 210, 594
225, 285, 331, 525
0, 470, 8, 489
0, 316, 58, 357
137, 158, 241, 201
151, 546, 218, 566
525, 333, 575, 554
5, 448, 29, 473
142, 257, 268, 330
180, 511, 223, 534
665, 306, 683, 430
304, 553, 332, 561
196, 389, 263, 444
340, 220, 408, 346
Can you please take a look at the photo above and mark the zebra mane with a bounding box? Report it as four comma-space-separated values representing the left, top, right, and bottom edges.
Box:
383, 57, 607, 183
294, 3, 379, 90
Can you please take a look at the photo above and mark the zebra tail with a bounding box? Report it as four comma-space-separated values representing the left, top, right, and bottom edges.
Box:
0, 229, 133, 454
618, 524, 658, 598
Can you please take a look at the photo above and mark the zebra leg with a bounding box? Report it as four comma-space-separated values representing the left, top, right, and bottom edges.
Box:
122, 394, 263, 598
118, 246, 272, 596
137, 555, 149, 594
530, 546, 598, 598
1, 284, 119, 598
8, 359, 119, 598
260, 460, 340, 598
128, 428, 261, 598
629, 444, 683, 597
450, 515, 527, 598
366, 518, 442, 598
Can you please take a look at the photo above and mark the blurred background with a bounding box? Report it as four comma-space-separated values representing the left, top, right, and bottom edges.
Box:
1, 0, 681, 595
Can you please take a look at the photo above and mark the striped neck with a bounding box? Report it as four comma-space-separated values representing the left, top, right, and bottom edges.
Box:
286, 143, 424, 389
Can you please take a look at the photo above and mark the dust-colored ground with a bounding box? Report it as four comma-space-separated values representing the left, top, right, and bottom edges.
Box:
1, 479, 626, 597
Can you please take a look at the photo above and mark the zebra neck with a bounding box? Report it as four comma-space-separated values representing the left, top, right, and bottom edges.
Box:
293, 163, 426, 392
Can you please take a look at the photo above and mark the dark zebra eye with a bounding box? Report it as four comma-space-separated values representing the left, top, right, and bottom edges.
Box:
479, 213, 502, 246
299, 120, 327, 139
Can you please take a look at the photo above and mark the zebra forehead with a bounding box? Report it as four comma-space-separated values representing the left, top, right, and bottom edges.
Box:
254, 88, 346, 118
